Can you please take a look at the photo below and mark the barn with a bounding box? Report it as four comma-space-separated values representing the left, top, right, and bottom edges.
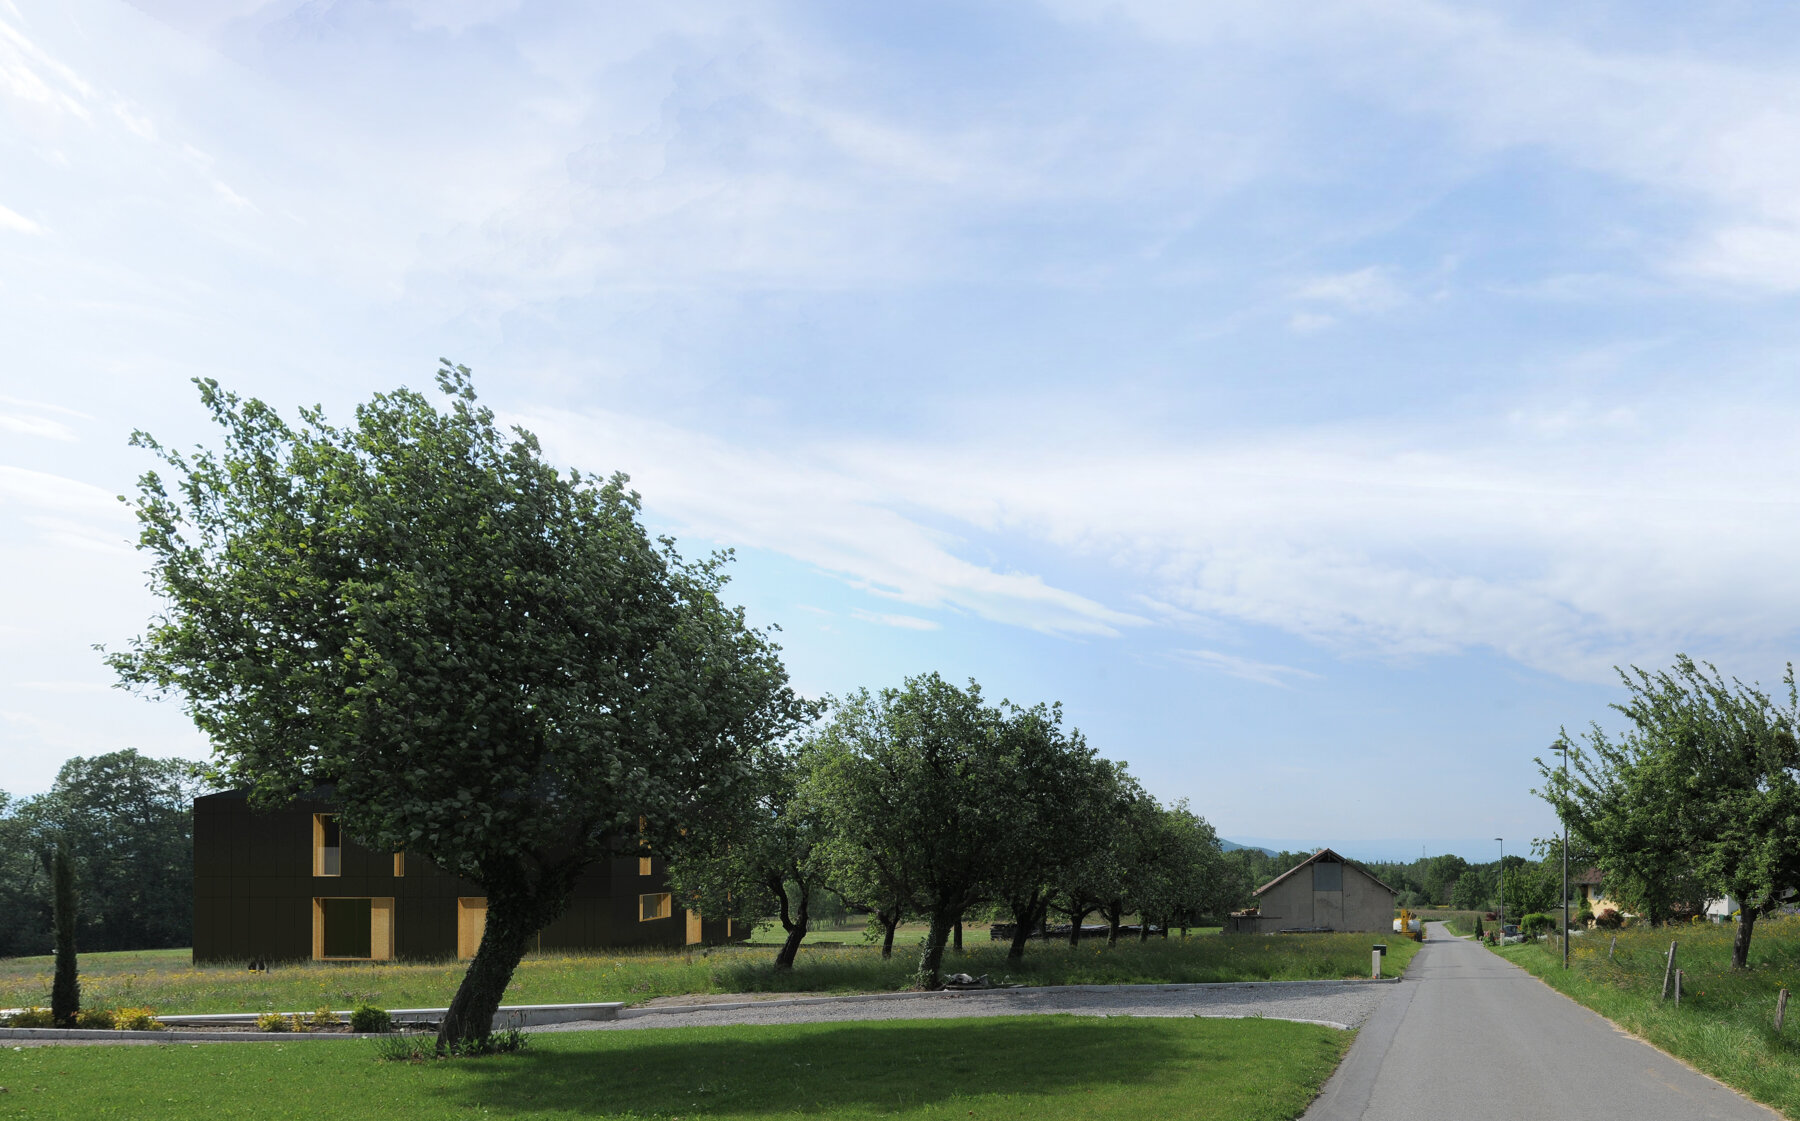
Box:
1224, 848, 1396, 934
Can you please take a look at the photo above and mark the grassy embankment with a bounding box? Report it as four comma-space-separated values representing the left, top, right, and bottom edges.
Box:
0, 931, 1417, 1016
1495, 919, 1800, 1118
0, 1014, 1349, 1121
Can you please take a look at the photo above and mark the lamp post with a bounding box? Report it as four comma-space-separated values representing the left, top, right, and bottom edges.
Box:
1554, 742, 1569, 968
1496, 837, 1504, 931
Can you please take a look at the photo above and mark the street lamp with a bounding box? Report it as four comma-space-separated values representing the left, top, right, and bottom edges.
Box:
1495, 837, 1504, 931
1553, 742, 1569, 968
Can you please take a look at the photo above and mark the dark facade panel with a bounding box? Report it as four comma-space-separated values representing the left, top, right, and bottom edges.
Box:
193, 790, 746, 962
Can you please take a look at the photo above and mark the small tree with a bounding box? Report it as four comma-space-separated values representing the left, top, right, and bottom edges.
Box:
50, 847, 78, 1028
109, 368, 809, 1047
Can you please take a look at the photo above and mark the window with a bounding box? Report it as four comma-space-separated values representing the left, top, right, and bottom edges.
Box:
458, 898, 487, 959
639, 856, 652, 876
1312, 861, 1343, 891
312, 897, 394, 960
393, 852, 405, 877
313, 815, 341, 877
640, 892, 673, 922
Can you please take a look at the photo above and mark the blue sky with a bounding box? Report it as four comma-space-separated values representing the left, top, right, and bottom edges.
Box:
6, 1, 1800, 861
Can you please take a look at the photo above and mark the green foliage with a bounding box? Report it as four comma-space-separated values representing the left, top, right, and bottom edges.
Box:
4, 1006, 54, 1027
50, 846, 78, 1028
255, 1011, 291, 1032
1540, 656, 1800, 965
349, 1003, 391, 1033
73, 1007, 115, 1029
5, 1015, 1348, 1121
106, 366, 810, 1043
1473, 915, 1484, 938
307, 1005, 340, 1028
112, 1006, 164, 1031
374, 1026, 528, 1061
1519, 912, 1553, 938
1576, 907, 1595, 927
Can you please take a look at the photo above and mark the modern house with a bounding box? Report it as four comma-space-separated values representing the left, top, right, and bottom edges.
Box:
193, 789, 738, 963
1223, 848, 1397, 934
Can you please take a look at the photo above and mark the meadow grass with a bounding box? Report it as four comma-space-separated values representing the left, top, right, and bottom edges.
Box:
1496, 918, 1800, 1118
0, 1013, 1349, 1121
0, 931, 1417, 1016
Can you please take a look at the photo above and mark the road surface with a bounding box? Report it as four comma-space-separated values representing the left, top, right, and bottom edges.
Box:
1304, 921, 1776, 1120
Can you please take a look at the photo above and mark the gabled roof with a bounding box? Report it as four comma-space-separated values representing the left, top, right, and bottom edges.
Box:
1253, 847, 1397, 897
1572, 867, 1604, 886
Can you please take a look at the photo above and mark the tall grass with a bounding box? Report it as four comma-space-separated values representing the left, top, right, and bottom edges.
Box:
1498, 917, 1800, 1118
0, 932, 1416, 1016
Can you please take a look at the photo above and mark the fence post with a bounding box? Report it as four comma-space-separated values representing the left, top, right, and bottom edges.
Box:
1674, 969, 1682, 1007
1778, 988, 1790, 1033
1372, 949, 1381, 980
1661, 941, 1678, 1001
1608, 934, 1617, 960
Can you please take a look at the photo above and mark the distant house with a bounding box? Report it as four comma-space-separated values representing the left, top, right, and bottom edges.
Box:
1223, 848, 1396, 934
1573, 868, 1615, 919
193, 790, 741, 963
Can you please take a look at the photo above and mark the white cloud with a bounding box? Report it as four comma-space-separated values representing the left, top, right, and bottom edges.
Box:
850, 609, 941, 632
1295, 266, 1407, 313
0, 466, 125, 521
1174, 649, 1319, 687
0, 412, 74, 440
0, 203, 43, 236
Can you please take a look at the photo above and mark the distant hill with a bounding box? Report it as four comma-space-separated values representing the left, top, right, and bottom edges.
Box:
1219, 840, 1277, 857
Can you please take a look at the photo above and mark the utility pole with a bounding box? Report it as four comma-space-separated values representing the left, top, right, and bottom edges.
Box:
1554, 743, 1570, 968
1495, 837, 1505, 930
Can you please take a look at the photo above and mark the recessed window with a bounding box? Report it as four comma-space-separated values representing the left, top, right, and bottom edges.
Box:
639, 856, 652, 876
393, 852, 405, 877
312, 897, 393, 961
1312, 861, 1343, 891
313, 815, 341, 877
640, 892, 673, 922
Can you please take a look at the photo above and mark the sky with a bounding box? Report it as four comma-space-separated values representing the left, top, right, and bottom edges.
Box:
5, 1, 1800, 862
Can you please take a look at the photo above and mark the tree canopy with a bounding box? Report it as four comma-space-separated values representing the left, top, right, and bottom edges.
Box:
108, 365, 810, 1043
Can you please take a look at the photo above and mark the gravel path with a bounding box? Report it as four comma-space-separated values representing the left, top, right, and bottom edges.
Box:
534, 980, 1398, 1034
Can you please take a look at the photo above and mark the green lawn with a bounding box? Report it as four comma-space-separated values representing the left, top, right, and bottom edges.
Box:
0, 932, 1416, 1017
1496, 919, 1800, 1118
0, 1014, 1348, 1120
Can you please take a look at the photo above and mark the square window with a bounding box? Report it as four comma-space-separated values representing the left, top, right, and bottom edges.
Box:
640, 892, 672, 922
320, 898, 371, 958
1312, 862, 1343, 891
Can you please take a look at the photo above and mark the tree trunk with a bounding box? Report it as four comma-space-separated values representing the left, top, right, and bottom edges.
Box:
773, 878, 810, 971
1007, 896, 1042, 962
1105, 902, 1122, 946
1732, 906, 1758, 971
917, 904, 959, 989
1139, 917, 1150, 942
438, 857, 579, 1049
1065, 905, 1093, 946
51, 847, 79, 1029
880, 907, 899, 958
953, 918, 963, 952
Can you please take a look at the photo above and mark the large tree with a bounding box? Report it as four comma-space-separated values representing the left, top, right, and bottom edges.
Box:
1540, 657, 1800, 968
808, 674, 1015, 989
108, 366, 809, 1046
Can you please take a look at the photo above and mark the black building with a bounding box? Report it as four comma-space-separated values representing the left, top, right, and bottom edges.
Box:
193, 790, 738, 962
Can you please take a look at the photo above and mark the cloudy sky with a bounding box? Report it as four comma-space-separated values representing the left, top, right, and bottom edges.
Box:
6, 0, 1800, 860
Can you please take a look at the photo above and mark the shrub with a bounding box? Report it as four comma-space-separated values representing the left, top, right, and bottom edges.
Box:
373, 1027, 528, 1062
113, 1008, 164, 1031
255, 1011, 291, 1032
308, 1006, 341, 1029
1473, 916, 1484, 938
1576, 908, 1595, 928
1593, 910, 1624, 930
74, 1008, 116, 1030
5, 1007, 54, 1028
1520, 913, 1553, 939
350, 1005, 392, 1034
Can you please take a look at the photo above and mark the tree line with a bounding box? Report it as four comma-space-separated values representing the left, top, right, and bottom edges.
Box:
668, 673, 1244, 986
0, 750, 196, 958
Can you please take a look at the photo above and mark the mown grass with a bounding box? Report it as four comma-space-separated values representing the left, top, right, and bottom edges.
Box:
0, 931, 1416, 1016
0, 1013, 1349, 1121
1413, 909, 1484, 937
1496, 918, 1800, 1118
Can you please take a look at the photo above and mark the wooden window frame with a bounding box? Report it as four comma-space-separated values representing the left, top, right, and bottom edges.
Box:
311, 896, 394, 961
639, 892, 673, 922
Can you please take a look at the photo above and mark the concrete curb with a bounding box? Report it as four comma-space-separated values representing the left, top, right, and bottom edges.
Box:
616, 977, 1400, 1020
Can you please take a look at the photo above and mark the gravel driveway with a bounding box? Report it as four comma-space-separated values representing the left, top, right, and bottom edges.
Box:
534, 980, 1397, 1034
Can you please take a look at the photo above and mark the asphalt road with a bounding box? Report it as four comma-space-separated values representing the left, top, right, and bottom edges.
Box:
1305, 922, 1776, 1121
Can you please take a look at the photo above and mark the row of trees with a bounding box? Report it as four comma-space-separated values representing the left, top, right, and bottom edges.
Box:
669, 673, 1243, 987
1540, 656, 1800, 969
0, 750, 196, 958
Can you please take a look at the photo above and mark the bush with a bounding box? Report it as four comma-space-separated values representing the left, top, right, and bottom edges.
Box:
1593, 910, 1624, 930
5, 1007, 54, 1028
1576, 908, 1595, 928
350, 1005, 392, 1034
74, 1008, 116, 1029
307, 1006, 341, 1029
1473, 916, 1484, 938
113, 1007, 164, 1031
255, 1011, 291, 1033
1520, 913, 1553, 939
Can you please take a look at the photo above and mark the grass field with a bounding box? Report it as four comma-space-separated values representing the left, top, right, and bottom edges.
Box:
0, 931, 1418, 1017
1496, 919, 1800, 1118
1412, 910, 1484, 937
0, 1013, 1349, 1120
